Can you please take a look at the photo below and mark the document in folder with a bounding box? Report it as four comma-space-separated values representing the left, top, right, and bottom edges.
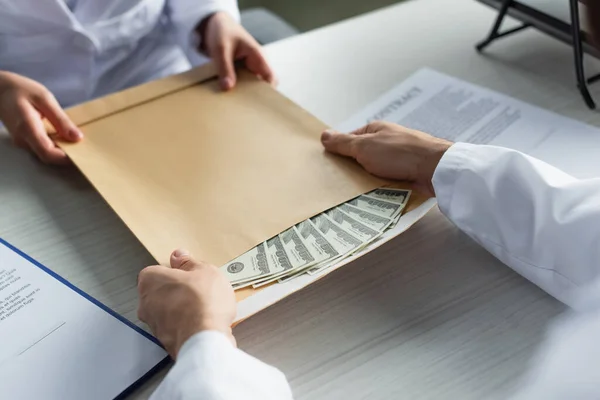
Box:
59, 64, 389, 304
0, 239, 168, 399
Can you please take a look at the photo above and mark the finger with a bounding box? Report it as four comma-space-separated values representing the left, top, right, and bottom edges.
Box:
137, 265, 168, 293
346, 121, 386, 136
244, 44, 276, 85
214, 42, 236, 91
17, 101, 70, 165
31, 92, 82, 142
170, 249, 204, 272
321, 129, 360, 158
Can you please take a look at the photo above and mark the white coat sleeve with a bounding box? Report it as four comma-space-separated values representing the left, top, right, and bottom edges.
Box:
432, 142, 600, 308
150, 331, 294, 400
166, 0, 241, 66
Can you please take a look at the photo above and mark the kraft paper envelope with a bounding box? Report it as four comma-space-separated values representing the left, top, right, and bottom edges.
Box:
58, 63, 395, 303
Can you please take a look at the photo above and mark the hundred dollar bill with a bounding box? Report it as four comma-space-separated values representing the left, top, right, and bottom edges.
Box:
265, 235, 295, 275
279, 226, 316, 268
279, 209, 390, 282
252, 221, 339, 288
305, 212, 381, 276
346, 194, 403, 219
310, 214, 364, 255
221, 242, 271, 284
297, 219, 341, 264
325, 207, 380, 242
232, 280, 255, 290
367, 188, 411, 206
337, 203, 393, 231
249, 226, 318, 287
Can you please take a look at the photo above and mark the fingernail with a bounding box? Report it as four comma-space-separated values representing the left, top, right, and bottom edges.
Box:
69, 129, 83, 140
221, 77, 233, 90
172, 249, 189, 259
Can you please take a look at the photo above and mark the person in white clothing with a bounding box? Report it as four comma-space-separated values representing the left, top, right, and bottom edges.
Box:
0, 0, 274, 165
136, 120, 600, 399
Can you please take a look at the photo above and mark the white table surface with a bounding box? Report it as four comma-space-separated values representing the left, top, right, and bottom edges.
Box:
2, 0, 600, 398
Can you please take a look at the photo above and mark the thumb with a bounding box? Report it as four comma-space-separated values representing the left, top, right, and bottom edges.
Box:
170, 249, 202, 272
33, 92, 82, 142
321, 129, 360, 158
214, 43, 236, 91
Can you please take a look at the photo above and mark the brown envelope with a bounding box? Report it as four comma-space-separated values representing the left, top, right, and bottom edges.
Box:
58, 63, 389, 301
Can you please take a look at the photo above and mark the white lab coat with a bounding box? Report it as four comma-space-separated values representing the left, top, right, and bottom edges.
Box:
150, 143, 600, 399
0, 0, 239, 107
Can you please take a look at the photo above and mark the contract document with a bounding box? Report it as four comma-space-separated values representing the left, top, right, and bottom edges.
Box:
338, 68, 600, 178
235, 67, 600, 320
0, 239, 168, 399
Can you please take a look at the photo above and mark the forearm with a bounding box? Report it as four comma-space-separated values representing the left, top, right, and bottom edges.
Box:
150, 331, 293, 400
433, 143, 600, 307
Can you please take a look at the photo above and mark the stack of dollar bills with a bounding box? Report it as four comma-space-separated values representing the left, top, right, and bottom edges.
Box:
220, 188, 411, 290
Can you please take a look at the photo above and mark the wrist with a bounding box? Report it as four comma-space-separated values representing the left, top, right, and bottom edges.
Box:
170, 317, 232, 358
421, 139, 452, 197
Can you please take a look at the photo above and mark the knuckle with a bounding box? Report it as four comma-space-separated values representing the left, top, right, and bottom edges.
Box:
137, 266, 157, 288
35, 90, 53, 103
248, 42, 262, 54
369, 121, 385, 131
138, 265, 156, 277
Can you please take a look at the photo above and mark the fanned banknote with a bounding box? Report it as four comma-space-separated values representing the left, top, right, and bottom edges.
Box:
367, 188, 411, 206
250, 225, 321, 288
222, 242, 271, 284
325, 207, 380, 242
252, 221, 339, 288
346, 195, 404, 218
337, 203, 393, 231
223, 187, 412, 288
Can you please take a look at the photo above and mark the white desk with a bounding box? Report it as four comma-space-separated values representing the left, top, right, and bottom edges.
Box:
2, 0, 599, 398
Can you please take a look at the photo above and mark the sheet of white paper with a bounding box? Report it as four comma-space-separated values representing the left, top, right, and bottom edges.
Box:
338, 68, 600, 179
236, 67, 600, 321
0, 241, 167, 399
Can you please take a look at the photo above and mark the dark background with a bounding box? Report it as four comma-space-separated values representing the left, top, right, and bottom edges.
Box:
238, 0, 404, 31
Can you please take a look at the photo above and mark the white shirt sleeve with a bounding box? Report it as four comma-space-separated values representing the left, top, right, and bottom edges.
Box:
432, 142, 600, 308
434, 143, 600, 398
150, 331, 294, 400
166, 0, 241, 66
